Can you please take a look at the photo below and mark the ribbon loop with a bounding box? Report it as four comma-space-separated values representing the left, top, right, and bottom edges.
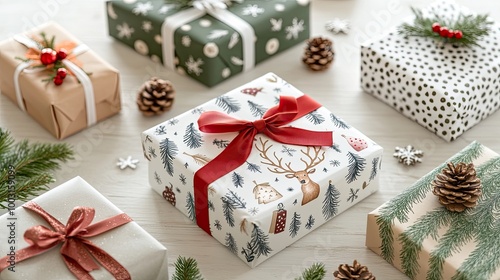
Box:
194, 94, 334, 234
0, 202, 132, 279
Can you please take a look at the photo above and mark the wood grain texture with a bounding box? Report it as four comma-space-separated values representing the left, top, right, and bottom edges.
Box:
1, 0, 499, 279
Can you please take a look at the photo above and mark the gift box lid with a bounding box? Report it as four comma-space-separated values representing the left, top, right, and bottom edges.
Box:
367, 141, 500, 279
0, 176, 168, 280
360, 0, 500, 141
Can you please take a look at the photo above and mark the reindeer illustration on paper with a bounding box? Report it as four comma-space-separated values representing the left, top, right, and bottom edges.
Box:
255, 138, 325, 205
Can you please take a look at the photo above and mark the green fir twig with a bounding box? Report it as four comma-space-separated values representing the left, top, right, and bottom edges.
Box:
295, 263, 326, 280
398, 7, 492, 47
0, 129, 74, 209
171, 256, 204, 280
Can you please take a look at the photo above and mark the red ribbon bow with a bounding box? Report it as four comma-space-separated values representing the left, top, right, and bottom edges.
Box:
0, 201, 132, 280
194, 94, 333, 234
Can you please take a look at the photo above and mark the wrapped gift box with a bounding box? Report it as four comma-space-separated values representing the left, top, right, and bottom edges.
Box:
0, 22, 121, 139
367, 142, 500, 279
360, 1, 500, 141
142, 72, 383, 267
0, 177, 168, 279
106, 0, 310, 87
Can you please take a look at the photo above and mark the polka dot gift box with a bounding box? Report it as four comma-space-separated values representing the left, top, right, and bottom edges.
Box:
106, 0, 310, 87
361, 1, 500, 141
142, 73, 383, 267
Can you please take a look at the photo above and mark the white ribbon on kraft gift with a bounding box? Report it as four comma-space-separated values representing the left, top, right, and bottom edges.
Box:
13, 34, 97, 127
162, 0, 255, 72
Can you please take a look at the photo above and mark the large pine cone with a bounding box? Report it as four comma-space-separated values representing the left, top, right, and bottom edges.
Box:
136, 77, 175, 117
432, 162, 482, 212
302, 37, 334, 71
333, 260, 375, 280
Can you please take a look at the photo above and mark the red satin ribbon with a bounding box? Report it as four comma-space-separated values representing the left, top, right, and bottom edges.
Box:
0, 201, 132, 280
194, 94, 333, 234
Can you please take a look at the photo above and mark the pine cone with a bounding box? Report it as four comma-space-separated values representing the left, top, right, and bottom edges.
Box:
432, 162, 482, 212
333, 260, 375, 280
136, 77, 175, 117
302, 37, 334, 71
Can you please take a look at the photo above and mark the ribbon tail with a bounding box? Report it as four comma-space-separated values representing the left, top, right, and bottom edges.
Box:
0, 246, 54, 272
82, 240, 131, 280
193, 128, 256, 234
62, 255, 94, 280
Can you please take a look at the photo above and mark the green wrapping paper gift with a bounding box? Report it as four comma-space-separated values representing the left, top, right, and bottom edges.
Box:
106, 0, 310, 87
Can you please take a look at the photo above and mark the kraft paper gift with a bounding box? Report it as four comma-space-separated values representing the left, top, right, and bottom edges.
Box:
0, 177, 168, 280
367, 142, 500, 280
143, 72, 383, 267
0, 22, 121, 139
361, 1, 500, 141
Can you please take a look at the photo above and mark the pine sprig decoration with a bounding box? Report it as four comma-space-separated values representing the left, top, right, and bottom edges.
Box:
398, 7, 492, 47
294, 263, 326, 280
171, 256, 204, 280
0, 129, 74, 209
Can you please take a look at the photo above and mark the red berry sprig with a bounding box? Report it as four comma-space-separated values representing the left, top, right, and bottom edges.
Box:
431, 22, 463, 39
53, 68, 68, 86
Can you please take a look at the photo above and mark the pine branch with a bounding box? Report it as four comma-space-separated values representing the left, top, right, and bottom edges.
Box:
250, 224, 272, 257
376, 141, 483, 263
171, 256, 204, 280
305, 110, 325, 125
289, 212, 301, 238
0, 129, 73, 209
398, 7, 492, 47
225, 233, 238, 254
247, 100, 267, 118
322, 181, 340, 220
369, 157, 380, 181
186, 192, 196, 222
160, 138, 178, 176
294, 263, 326, 280
330, 113, 350, 129
231, 172, 244, 188
305, 215, 315, 230
183, 123, 203, 149
216, 96, 241, 114
225, 190, 246, 208
345, 152, 366, 184
222, 198, 235, 227
246, 161, 262, 173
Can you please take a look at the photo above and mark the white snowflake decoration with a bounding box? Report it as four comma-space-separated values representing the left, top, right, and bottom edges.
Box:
116, 22, 135, 39
132, 2, 153, 16
117, 156, 139, 170
142, 21, 153, 32
285, 17, 305, 40
241, 4, 264, 17
185, 56, 204, 76
393, 145, 424, 166
181, 35, 191, 47
325, 18, 350, 34
270, 18, 282, 32
159, 4, 176, 14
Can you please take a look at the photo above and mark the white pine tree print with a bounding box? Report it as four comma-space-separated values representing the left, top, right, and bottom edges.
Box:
285, 18, 305, 40
207, 29, 229, 40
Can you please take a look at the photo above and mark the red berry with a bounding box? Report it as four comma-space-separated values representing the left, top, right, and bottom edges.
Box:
447, 30, 455, 38
439, 27, 449, 37
40, 48, 57, 65
53, 76, 64, 86
454, 30, 463, 39
56, 48, 68, 60
57, 68, 67, 79
432, 22, 441, 33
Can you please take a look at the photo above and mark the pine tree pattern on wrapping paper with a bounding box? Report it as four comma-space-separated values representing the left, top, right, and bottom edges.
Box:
160, 138, 178, 176
142, 73, 384, 266
183, 123, 203, 149
225, 233, 238, 254
346, 152, 366, 183
216, 96, 241, 113
241, 224, 272, 263
369, 157, 380, 182
375, 142, 484, 278
247, 100, 267, 118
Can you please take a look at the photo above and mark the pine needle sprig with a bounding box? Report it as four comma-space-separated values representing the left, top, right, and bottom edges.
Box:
171, 256, 204, 280
398, 7, 492, 47
294, 263, 326, 280
0, 129, 74, 209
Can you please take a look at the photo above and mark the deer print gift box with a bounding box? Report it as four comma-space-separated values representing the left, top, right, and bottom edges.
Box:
142, 73, 383, 267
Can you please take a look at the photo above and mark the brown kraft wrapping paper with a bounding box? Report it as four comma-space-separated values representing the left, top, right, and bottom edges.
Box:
0, 21, 121, 139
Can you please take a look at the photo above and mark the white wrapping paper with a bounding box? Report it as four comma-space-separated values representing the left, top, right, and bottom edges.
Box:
0, 177, 168, 280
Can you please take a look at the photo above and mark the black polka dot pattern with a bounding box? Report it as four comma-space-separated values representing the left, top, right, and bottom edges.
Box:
360, 2, 500, 141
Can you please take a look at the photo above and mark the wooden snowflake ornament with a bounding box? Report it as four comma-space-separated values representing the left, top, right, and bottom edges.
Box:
393, 145, 423, 166
325, 18, 350, 34
116, 156, 139, 170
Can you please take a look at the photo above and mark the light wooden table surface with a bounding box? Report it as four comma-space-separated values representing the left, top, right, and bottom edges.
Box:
1, 0, 499, 279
